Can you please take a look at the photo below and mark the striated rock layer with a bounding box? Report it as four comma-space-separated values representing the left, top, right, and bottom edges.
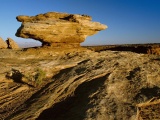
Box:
16, 12, 107, 47
0, 48, 160, 120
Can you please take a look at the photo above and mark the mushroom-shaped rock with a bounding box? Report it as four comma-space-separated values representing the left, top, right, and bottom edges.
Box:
0, 37, 8, 49
16, 12, 107, 47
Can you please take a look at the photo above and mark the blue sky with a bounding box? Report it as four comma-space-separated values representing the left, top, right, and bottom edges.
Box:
0, 0, 160, 46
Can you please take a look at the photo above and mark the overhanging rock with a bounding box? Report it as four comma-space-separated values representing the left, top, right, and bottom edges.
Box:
16, 12, 107, 47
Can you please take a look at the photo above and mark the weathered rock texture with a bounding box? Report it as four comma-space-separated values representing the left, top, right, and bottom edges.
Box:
0, 48, 160, 120
16, 12, 107, 47
0, 37, 8, 49
6, 38, 20, 49
136, 98, 160, 120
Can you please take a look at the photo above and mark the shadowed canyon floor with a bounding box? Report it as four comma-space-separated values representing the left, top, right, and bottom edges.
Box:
0, 47, 160, 120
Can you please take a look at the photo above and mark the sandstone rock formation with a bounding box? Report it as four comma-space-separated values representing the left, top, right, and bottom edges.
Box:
16, 12, 107, 47
0, 37, 8, 49
0, 48, 160, 120
0, 11, 159, 120
6, 38, 20, 49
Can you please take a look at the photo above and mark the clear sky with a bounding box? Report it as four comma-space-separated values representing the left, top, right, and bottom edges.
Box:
0, 0, 160, 46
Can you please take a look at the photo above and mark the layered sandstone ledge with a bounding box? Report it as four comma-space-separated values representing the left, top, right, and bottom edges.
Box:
16, 12, 107, 47
0, 48, 160, 120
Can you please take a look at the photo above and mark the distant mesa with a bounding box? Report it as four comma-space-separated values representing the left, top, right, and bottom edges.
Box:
0, 37, 20, 49
16, 12, 108, 47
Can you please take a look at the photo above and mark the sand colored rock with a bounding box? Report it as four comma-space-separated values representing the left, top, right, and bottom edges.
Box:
16, 12, 107, 47
0, 11, 160, 120
0, 37, 8, 49
6, 38, 20, 49
0, 48, 160, 120
147, 46, 160, 55
136, 98, 160, 120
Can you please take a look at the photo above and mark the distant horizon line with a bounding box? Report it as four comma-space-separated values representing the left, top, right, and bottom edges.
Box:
18, 42, 160, 48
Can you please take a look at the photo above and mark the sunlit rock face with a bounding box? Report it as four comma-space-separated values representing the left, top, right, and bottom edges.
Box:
6, 38, 20, 49
0, 37, 7, 49
16, 12, 107, 47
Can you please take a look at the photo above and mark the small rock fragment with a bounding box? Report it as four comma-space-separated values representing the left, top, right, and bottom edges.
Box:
6, 37, 20, 49
0, 37, 8, 49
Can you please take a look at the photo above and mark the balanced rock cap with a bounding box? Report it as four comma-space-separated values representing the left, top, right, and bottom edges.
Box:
16, 12, 108, 47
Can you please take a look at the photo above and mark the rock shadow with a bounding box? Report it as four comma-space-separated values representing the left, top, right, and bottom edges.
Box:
37, 74, 109, 120
6, 69, 23, 83
134, 87, 160, 103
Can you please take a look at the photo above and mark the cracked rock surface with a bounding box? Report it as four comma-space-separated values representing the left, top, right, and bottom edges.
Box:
0, 47, 160, 120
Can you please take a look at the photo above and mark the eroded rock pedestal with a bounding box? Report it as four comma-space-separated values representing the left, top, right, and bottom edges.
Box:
16, 12, 107, 47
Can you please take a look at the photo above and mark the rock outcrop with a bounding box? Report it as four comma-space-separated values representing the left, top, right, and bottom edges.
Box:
6, 38, 20, 49
1, 11, 160, 120
0, 48, 160, 120
0, 37, 8, 49
16, 12, 107, 47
